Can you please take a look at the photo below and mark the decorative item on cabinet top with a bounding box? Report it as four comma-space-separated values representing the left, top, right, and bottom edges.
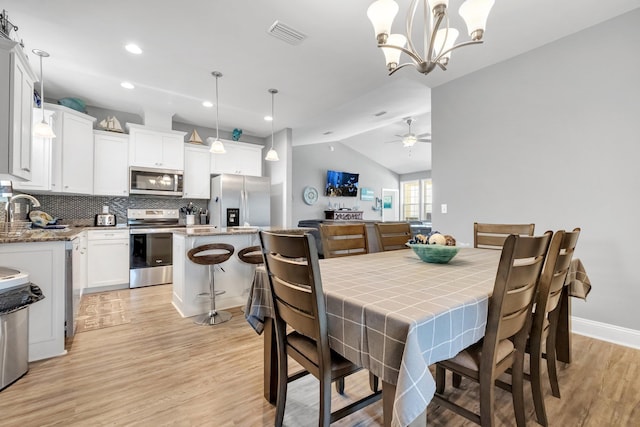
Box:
232, 128, 242, 141
98, 116, 124, 133
57, 97, 87, 113
188, 129, 203, 144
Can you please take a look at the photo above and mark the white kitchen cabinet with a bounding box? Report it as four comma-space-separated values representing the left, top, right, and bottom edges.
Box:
183, 143, 211, 199
127, 123, 186, 170
210, 140, 263, 176
0, 39, 37, 181
13, 108, 55, 192
94, 130, 129, 196
48, 103, 96, 195
87, 229, 129, 289
0, 241, 67, 361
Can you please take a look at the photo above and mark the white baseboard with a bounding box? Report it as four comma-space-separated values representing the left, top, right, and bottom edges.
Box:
572, 316, 640, 350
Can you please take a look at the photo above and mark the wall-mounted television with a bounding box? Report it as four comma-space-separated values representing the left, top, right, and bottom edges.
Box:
325, 170, 359, 197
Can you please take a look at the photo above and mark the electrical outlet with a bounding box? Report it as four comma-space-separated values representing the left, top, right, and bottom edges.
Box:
14, 203, 21, 214
441, 204, 447, 214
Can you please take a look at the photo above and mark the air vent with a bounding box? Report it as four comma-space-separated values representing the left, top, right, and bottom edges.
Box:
323, 131, 333, 135
268, 20, 307, 46
374, 111, 387, 117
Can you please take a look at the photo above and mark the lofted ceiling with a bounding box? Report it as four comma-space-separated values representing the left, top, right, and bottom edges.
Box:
3, 0, 638, 174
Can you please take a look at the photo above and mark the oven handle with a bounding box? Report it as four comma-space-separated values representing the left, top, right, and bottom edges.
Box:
129, 228, 184, 235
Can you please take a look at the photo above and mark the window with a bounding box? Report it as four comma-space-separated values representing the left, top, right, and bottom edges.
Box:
400, 178, 432, 222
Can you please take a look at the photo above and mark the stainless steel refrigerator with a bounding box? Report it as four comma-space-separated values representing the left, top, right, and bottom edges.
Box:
208, 174, 271, 228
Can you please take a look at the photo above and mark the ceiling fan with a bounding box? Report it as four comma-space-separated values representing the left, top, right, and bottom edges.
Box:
385, 118, 431, 147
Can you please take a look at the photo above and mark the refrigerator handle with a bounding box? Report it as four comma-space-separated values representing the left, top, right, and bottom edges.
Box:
241, 189, 247, 225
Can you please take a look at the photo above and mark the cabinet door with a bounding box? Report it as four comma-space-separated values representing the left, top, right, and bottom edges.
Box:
183, 145, 210, 199
94, 132, 129, 196
13, 109, 53, 191
87, 235, 130, 288
9, 53, 34, 180
210, 141, 263, 176
61, 114, 94, 194
160, 135, 185, 170
129, 129, 164, 168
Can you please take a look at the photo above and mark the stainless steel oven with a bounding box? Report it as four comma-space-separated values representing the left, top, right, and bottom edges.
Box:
127, 209, 184, 288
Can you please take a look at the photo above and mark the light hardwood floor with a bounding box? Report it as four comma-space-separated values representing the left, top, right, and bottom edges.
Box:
1, 284, 638, 426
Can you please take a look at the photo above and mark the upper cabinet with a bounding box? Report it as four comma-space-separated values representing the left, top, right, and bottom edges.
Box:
48, 103, 97, 195
13, 108, 54, 192
183, 143, 210, 199
94, 130, 129, 197
0, 39, 37, 181
210, 140, 263, 177
127, 123, 186, 170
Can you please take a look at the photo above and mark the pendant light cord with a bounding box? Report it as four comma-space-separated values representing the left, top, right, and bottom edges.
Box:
39, 53, 45, 122
215, 74, 219, 140
271, 91, 275, 149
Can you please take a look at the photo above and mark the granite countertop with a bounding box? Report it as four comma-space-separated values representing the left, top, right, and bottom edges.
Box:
173, 226, 260, 237
0, 224, 129, 244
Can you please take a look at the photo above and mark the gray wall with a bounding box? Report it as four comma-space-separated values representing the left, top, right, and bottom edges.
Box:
432, 10, 640, 331
292, 142, 399, 225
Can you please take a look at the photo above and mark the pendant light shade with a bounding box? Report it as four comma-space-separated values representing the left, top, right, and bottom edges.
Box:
208, 71, 225, 154
32, 49, 56, 138
265, 88, 279, 162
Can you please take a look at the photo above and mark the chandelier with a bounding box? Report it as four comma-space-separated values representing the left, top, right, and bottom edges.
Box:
367, 0, 494, 75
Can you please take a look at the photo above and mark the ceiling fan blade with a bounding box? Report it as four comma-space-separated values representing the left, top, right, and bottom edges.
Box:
417, 138, 431, 142
416, 132, 431, 138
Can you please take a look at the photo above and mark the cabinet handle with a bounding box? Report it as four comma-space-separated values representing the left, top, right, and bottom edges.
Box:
64, 185, 69, 189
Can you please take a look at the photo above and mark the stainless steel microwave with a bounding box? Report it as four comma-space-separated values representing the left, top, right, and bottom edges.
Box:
129, 167, 183, 196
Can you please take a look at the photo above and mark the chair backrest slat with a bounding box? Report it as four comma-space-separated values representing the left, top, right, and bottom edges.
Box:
486, 232, 551, 350
532, 228, 581, 341
259, 230, 330, 367
320, 223, 369, 258
474, 222, 535, 250
375, 222, 411, 251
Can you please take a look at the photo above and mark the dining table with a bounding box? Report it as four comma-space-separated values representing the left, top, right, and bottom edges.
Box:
245, 246, 591, 427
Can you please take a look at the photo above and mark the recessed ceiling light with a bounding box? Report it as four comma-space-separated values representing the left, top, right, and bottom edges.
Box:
202, 101, 213, 108
125, 43, 143, 54
264, 115, 273, 121
120, 81, 135, 89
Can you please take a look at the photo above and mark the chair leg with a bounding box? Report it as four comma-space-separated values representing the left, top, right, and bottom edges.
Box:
511, 349, 528, 427
479, 371, 496, 427
530, 337, 548, 426
275, 325, 288, 427
335, 377, 345, 394
435, 365, 446, 394
547, 311, 561, 398
369, 372, 379, 392
319, 372, 332, 427
453, 372, 462, 388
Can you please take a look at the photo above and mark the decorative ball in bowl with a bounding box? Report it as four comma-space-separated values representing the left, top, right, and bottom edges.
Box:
407, 243, 460, 264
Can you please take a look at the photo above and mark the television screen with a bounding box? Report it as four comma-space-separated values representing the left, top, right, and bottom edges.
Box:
325, 170, 359, 197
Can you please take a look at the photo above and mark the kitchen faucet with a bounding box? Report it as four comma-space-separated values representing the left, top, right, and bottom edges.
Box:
4, 194, 41, 223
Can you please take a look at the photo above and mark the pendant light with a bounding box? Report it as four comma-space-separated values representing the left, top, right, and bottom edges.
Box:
264, 88, 279, 162
32, 49, 56, 138
208, 71, 225, 154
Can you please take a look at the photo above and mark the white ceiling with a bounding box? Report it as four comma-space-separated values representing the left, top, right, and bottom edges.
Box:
4, 0, 638, 174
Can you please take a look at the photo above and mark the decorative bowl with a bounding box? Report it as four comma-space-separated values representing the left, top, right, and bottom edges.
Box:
407, 243, 460, 264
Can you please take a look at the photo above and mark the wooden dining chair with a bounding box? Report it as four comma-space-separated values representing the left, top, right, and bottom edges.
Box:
526, 228, 581, 426
374, 222, 411, 251
319, 223, 368, 258
433, 231, 552, 427
259, 230, 381, 427
474, 222, 535, 250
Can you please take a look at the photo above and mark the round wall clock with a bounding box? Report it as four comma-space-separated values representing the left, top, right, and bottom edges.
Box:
303, 186, 319, 205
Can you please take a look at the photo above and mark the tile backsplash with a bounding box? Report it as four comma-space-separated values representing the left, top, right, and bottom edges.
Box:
1, 194, 208, 225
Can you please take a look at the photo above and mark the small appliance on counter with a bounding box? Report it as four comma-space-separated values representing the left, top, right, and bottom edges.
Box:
95, 206, 116, 227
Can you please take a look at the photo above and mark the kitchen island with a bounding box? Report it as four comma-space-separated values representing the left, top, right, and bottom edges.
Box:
171, 226, 261, 318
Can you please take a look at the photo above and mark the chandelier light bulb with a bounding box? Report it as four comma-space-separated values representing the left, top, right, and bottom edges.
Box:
459, 0, 495, 40
367, 0, 399, 44
382, 34, 407, 71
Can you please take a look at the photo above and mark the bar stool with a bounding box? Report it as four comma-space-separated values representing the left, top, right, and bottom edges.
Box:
237, 246, 263, 313
187, 243, 235, 325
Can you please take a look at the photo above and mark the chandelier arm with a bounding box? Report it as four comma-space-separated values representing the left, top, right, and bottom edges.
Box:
427, 10, 446, 64
404, 0, 421, 62
378, 43, 423, 66
433, 40, 483, 64
388, 62, 416, 76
